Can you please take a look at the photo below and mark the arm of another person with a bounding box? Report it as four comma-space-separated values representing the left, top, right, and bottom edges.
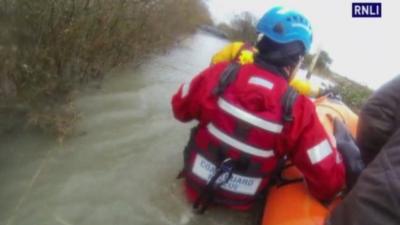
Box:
357, 75, 400, 165
326, 127, 400, 225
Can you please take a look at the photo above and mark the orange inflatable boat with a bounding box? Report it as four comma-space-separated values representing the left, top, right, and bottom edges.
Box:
261, 95, 358, 225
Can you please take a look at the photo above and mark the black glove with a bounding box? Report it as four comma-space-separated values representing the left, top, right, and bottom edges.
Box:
333, 118, 365, 192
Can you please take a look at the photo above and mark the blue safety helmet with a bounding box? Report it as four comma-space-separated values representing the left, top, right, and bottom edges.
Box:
256, 6, 313, 53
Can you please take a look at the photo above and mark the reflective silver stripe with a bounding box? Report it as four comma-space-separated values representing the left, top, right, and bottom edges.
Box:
307, 139, 333, 165
218, 98, 283, 134
249, 77, 274, 90
181, 82, 190, 98
207, 123, 274, 158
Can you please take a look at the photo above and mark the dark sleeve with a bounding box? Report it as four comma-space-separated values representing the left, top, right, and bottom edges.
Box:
357, 75, 400, 165
326, 128, 400, 225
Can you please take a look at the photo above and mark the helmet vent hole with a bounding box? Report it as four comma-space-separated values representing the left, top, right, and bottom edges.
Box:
273, 23, 284, 35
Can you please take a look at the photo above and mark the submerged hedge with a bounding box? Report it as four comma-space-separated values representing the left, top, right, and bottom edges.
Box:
0, 0, 211, 138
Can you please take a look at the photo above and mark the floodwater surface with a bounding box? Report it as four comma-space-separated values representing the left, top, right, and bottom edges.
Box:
0, 32, 256, 225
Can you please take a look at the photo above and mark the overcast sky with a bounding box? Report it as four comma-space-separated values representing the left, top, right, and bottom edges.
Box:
205, 0, 400, 89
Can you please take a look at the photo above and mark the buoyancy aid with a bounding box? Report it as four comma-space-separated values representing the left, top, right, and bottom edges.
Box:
179, 62, 299, 213
211, 42, 321, 97
211, 42, 256, 65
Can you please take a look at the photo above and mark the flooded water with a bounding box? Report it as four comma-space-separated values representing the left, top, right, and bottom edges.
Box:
0, 32, 255, 225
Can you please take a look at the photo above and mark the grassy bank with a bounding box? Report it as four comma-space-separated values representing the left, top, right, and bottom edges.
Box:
0, 0, 211, 139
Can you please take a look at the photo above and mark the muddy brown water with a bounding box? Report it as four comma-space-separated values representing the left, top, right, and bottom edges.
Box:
0, 32, 255, 225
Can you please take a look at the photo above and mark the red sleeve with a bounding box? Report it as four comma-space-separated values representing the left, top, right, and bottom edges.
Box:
282, 96, 345, 201
171, 66, 212, 122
